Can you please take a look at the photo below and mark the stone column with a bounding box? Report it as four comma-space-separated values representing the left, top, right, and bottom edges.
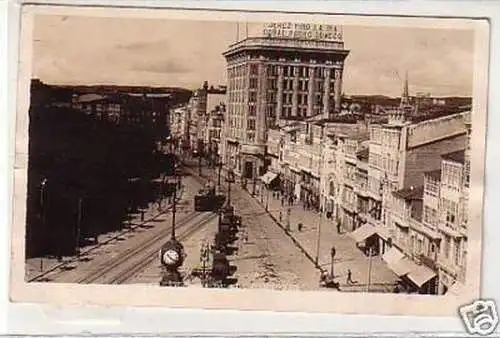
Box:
307, 66, 315, 117
292, 66, 299, 117
276, 65, 284, 121
334, 67, 343, 113
322, 68, 331, 118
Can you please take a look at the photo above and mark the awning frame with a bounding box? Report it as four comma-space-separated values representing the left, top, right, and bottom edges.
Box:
406, 264, 437, 288
349, 224, 377, 243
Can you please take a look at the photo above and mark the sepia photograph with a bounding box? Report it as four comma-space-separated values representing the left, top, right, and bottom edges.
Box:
9, 5, 489, 316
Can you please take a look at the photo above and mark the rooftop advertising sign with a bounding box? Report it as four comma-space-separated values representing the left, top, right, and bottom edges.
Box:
262, 22, 343, 41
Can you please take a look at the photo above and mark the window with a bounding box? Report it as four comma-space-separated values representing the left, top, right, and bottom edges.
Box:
248, 105, 256, 116
249, 78, 258, 89
444, 235, 451, 259
247, 132, 255, 142
454, 239, 461, 266
442, 199, 458, 225
417, 238, 423, 255
250, 64, 258, 75
249, 92, 257, 103
247, 119, 256, 130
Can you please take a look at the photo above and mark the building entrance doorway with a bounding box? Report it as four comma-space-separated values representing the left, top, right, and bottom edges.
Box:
244, 161, 254, 179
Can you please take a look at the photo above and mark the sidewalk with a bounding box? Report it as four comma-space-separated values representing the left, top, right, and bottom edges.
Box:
25, 177, 189, 281
192, 163, 399, 293
257, 192, 399, 293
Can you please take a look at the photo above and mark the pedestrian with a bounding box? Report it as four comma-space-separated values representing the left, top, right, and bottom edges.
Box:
298, 223, 303, 232
281, 198, 284, 207
336, 219, 341, 234
279, 211, 282, 222
346, 268, 354, 285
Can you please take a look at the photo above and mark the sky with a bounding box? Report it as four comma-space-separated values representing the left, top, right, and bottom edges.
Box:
32, 14, 475, 97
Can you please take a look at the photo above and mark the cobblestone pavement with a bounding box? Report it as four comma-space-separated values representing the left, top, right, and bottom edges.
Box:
194, 164, 321, 290
199, 161, 399, 292
255, 186, 400, 293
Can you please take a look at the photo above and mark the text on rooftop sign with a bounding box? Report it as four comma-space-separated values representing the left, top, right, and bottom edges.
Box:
262, 22, 342, 41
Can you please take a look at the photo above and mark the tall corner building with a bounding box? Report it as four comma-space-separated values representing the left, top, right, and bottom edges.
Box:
221, 22, 350, 179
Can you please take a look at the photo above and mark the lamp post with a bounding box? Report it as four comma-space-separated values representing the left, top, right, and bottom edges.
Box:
76, 197, 83, 257
226, 168, 235, 206
159, 156, 185, 287
39, 178, 48, 272
252, 168, 257, 196
265, 183, 270, 212
286, 206, 291, 231
330, 246, 336, 278
217, 157, 222, 191
366, 246, 374, 292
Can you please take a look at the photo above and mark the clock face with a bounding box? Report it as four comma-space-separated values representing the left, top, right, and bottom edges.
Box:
162, 249, 180, 265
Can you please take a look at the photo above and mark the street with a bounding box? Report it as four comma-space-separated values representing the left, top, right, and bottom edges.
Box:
25, 158, 398, 292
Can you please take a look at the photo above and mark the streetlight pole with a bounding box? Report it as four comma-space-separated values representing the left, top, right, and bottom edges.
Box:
76, 197, 83, 257
366, 246, 373, 292
198, 152, 202, 176
171, 164, 178, 240
227, 169, 233, 206
330, 246, 336, 278
252, 170, 257, 196
265, 183, 270, 212
217, 158, 222, 191
40, 178, 47, 272
315, 126, 325, 268
286, 207, 291, 231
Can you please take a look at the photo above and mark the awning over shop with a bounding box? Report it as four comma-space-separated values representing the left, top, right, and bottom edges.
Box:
447, 281, 465, 296
390, 257, 415, 277
407, 264, 437, 288
260, 172, 279, 185
382, 247, 405, 266
349, 224, 377, 243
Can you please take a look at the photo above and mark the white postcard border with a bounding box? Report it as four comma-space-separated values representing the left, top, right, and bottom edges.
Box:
8, 4, 490, 318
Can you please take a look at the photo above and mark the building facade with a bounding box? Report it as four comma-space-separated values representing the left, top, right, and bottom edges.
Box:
221, 23, 350, 180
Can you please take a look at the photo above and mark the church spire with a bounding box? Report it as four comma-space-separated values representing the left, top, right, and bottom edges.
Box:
401, 70, 409, 107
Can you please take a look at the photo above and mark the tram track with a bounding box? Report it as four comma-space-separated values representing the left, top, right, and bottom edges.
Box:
109, 212, 219, 284
79, 211, 218, 284
28, 160, 201, 284
27, 199, 179, 283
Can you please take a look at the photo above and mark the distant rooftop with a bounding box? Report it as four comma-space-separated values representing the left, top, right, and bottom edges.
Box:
76, 94, 107, 103
442, 150, 465, 164
393, 185, 424, 201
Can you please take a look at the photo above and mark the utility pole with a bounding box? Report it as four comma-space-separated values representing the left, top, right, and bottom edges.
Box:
314, 125, 325, 268
330, 246, 336, 278
227, 169, 233, 206
286, 207, 291, 231
315, 211, 322, 267
366, 246, 373, 292
171, 171, 178, 240
76, 197, 83, 257
198, 152, 202, 176
40, 178, 47, 272
217, 159, 222, 191
265, 183, 270, 211
252, 171, 257, 196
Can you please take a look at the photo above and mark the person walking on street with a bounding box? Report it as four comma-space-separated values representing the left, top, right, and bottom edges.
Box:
346, 268, 354, 285
336, 218, 342, 234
